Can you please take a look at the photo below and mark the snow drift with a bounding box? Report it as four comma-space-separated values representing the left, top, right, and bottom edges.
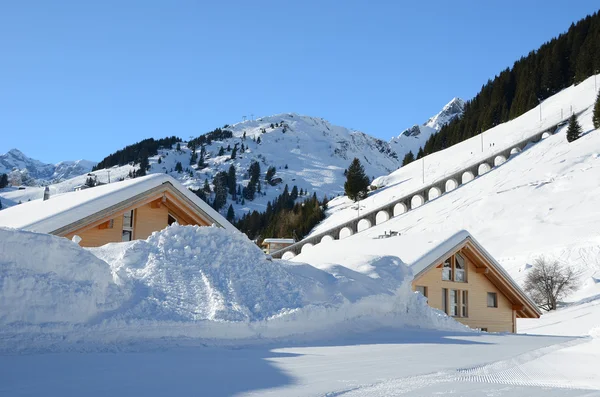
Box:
0, 225, 466, 351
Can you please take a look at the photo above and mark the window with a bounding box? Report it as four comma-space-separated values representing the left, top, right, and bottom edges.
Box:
122, 210, 134, 242
461, 290, 468, 317
487, 292, 498, 308
416, 286, 427, 297
442, 288, 448, 314
441, 253, 467, 282
455, 253, 466, 282
168, 214, 177, 226
442, 258, 452, 280
449, 289, 458, 316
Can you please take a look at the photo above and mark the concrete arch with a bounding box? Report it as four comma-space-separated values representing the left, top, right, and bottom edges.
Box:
301, 243, 314, 254
462, 171, 475, 184
478, 163, 491, 176
542, 132, 551, 139
494, 155, 507, 167
282, 251, 296, 260
375, 210, 390, 225
357, 218, 372, 232
393, 202, 408, 217
320, 235, 334, 244
411, 194, 425, 209
428, 186, 442, 201
510, 147, 521, 156
339, 227, 354, 240
445, 178, 458, 193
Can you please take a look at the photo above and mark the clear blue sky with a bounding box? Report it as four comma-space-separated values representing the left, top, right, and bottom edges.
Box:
1, 1, 598, 163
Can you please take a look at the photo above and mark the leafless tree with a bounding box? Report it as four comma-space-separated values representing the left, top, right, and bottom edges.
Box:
524, 257, 578, 311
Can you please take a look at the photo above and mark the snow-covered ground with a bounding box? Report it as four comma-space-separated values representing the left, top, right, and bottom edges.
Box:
302, 75, 600, 307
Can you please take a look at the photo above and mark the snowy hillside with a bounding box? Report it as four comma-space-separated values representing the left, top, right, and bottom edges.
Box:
0, 148, 96, 186
389, 97, 465, 159
296, 74, 600, 303
1, 114, 403, 219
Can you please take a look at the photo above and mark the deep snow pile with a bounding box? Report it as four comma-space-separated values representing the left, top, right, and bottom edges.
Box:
0, 225, 466, 351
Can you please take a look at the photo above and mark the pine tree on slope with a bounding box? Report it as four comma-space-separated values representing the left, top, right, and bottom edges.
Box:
344, 158, 370, 202
402, 151, 415, 166
226, 204, 235, 222
566, 114, 583, 143
593, 91, 600, 130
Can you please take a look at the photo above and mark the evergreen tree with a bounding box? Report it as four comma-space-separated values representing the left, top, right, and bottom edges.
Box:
175, 161, 183, 173
158, 157, 162, 164
593, 91, 600, 130
566, 114, 583, 142
402, 151, 415, 166
212, 171, 228, 211
0, 200, 2, 210
241, 143, 245, 152
256, 136, 261, 144
265, 166, 276, 182
230, 144, 238, 160
243, 131, 247, 140
198, 145, 206, 167
218, 147, 225, 156
416, 147, 424, 159
344, 158, 370, 201
237, 185, 242, 197
203, 178, 211, 193
291, 185, 298, 201
176, 142, 181, 151
190, 149, 198, 165
227, 144, 231, 152
228, 164, 237, 198
226, 204, 235, 222
0, 173, 9, 188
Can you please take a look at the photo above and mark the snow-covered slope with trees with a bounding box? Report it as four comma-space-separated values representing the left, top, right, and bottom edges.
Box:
0, 148, 96, 186
296, 74, 600, 304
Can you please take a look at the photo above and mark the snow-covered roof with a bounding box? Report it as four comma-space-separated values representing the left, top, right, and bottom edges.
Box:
0, 174, 237, 234
263, 238, 295, 244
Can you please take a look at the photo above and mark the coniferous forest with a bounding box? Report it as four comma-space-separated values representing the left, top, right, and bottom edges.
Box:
93, 136, 181, 171
420, 11, 600, 158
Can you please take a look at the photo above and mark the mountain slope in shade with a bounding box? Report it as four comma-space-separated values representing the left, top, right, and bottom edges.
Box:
390, 98, 465, 159
0, 149, 96, 185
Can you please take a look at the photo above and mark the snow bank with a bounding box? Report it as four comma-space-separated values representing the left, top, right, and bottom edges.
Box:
0, 225, 467, 351
0, 227, 119, 324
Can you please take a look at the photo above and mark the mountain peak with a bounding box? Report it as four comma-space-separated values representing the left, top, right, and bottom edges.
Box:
424, 98, 465, 131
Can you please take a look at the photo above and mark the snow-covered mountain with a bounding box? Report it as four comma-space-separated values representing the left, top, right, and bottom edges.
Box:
390, 97, 465, 159
0, 149, 96, 186
0, 114, 402, 218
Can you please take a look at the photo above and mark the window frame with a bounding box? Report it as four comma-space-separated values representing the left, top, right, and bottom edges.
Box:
415, 285, 427, 298
442, 258, 452, 281
440, 252, 467, 283
461, 290, 468, 317
442, 288, 448, 314
449, 289, 458, 316
487, 292, 498, 308
122, 209, 135, 242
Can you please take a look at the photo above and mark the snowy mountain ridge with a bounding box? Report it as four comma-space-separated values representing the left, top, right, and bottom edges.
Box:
389, 97, 465, 159
0, 102, 462, 218
0, 148, 96, 186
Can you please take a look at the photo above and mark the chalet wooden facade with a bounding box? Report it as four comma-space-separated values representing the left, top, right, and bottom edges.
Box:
410, 233, 541, 333
0, 174, 237, 247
